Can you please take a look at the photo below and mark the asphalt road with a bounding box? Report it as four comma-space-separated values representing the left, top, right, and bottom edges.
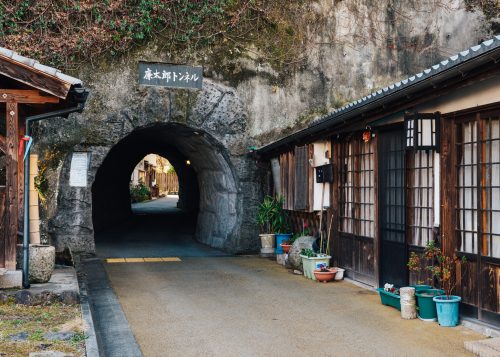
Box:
105, 257, 482, 357
96, 198, 483, 356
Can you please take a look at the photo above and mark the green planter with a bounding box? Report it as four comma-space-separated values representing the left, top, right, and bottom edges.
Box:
376, 288, 401, 310
300, 255, 331, 280
416, 289, 445, 321
410, 284, 433, 292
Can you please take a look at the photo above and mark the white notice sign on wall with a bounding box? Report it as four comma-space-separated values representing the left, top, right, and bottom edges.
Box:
69, 152, 88, 187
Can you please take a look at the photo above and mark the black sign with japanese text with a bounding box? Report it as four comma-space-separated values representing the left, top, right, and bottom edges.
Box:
138, 62, 203, 89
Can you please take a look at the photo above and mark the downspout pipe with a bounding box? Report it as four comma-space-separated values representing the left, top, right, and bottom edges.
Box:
22, 89, 88, 289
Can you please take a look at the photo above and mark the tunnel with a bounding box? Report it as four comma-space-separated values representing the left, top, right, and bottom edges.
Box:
91, 122, 239, 252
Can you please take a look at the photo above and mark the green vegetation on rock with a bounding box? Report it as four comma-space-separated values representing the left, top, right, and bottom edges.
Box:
0, 0, 314, 72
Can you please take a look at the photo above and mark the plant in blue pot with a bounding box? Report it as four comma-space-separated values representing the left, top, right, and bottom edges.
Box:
272, 195, 292, 254
424, 241, 467, 327
407, 250, 443, 321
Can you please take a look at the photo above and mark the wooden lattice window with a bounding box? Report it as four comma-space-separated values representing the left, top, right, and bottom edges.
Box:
407, 151, 434, 247
456, 116, 500, 257
339, 138, 375, 238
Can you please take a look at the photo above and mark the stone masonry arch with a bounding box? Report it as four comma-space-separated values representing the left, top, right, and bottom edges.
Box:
92, 122, 239, 250
45, 79, 266, 254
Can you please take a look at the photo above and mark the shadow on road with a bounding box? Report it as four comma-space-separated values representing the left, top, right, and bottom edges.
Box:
95, 196, 229, 258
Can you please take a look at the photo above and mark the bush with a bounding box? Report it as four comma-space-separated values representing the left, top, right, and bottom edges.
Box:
130, 182, 151, 203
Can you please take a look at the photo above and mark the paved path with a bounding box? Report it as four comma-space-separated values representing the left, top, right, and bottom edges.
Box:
96, 197, 228, 259
131, 195, 180, 215
105, 256, 484, 357
94, 197, 483, 356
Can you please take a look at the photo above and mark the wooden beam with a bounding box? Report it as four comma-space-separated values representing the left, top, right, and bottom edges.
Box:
0, 186, 5, 268
0, 55, 71, 99
0, 134, 5, 154
4, 101, 19, 270
0, 90, 60, 104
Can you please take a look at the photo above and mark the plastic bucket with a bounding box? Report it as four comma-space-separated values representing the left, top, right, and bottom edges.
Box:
275, 233, 292, 254
433, 295, 461, 327
334, 268, 345, 280
416, 289, 444, 321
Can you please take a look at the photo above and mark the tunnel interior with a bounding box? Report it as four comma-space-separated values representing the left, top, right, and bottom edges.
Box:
91, 123, 239, 254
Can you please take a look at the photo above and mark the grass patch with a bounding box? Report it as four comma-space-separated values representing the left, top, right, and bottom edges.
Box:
0, 302, 85, 357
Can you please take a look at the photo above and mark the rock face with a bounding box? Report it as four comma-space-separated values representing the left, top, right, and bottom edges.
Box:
288, 236, 316, 271
32, 1, 490, 256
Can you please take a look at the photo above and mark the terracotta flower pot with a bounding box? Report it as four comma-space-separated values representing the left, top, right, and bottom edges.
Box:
280, 243, 291, 254
313, 268, 337, 283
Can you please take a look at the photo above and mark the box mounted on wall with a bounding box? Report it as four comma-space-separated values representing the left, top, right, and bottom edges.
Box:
315, 164, 333, 183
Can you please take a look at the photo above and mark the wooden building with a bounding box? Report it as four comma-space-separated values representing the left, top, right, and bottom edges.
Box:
0, 46, 87, 285
256, 36, 500, 326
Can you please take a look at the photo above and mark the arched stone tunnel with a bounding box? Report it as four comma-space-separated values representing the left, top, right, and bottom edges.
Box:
92, 122, 239, 249
46, 80, 266, 255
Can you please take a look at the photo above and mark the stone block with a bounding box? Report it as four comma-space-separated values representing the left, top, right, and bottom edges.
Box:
15, 290, 35, 305
60, 290, 80, 305
29, 352, 74, 357
0, 270, 22, 289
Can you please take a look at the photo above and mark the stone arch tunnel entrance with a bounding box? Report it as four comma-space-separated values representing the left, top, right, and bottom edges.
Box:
91, 122, 240, 256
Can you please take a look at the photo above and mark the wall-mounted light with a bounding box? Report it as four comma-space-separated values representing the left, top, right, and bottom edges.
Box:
186, 160, 191, 165
362, 130, 371, 143
404, 111, 440, 151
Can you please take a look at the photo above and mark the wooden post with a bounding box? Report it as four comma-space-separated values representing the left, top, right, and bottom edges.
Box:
4, 100, 19, 270
0, 90, 59, 270
440, 117, 456, 257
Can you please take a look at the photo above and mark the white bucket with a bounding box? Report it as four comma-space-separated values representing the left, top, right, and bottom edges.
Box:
333, 268, 345, 280
400, 287, 417, 320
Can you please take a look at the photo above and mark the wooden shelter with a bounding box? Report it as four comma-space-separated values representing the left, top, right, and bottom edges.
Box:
0, 47, 86, 276
256, 36, 500, 325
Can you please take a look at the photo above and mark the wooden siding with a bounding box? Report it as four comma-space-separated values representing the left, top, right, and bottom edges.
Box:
294, 146, 308, 210
278, 145, 316, 212
156, 172, 179, 194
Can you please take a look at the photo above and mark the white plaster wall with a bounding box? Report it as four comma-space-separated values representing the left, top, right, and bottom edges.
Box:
312, 140, 331, 211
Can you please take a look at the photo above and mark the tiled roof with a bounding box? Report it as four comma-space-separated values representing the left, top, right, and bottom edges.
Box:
312, 35, 500, 125
0, 46, 82, 85
256, 35, 500, 155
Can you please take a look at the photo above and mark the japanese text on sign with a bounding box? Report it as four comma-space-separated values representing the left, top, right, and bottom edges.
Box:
138, 62, 203, 90
69, 152, 88, 187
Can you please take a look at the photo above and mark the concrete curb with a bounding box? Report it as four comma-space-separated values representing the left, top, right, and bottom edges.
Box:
77, 273, 100, 357
77, 257, 143, 357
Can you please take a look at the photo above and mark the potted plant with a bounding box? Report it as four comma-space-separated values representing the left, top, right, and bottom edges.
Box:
299, 248, 331, 280
407, 241, 466, 326
376, 283, 401, 310
257, 195, 277, 255
313, 265, 337, 283
272, 195, 292, 254
426, 241, 466, 327
280, 232, 297, 254
407, 249, 443, 321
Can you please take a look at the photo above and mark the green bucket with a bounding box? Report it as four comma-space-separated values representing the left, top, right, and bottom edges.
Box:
416, 289, 445, 321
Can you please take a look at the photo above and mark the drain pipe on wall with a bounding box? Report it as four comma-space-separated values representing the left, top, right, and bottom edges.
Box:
22, 88, 88, 288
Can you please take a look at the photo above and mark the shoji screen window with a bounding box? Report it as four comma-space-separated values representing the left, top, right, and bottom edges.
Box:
339, 138, 375, 238
407, 151, 434, 247
456, 116, 500, 256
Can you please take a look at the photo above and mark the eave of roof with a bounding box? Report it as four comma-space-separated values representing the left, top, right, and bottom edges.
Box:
256, 35, 500, 156
0, 46, 83, 99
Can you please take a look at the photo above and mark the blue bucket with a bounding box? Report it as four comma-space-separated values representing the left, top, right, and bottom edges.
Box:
275, 233, 292, 254
433, 295, 461, 327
